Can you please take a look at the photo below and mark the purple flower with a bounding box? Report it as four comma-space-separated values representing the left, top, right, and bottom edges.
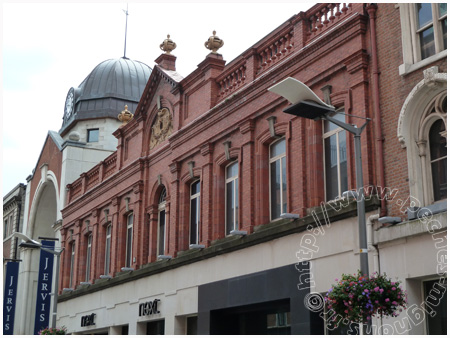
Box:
374, 286, 379, 292
385, 298, 390, 302
392, 287, 396, 291
364, 289, 369, 293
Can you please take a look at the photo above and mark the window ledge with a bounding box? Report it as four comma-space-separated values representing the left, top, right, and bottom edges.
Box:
399, 50, 447, 76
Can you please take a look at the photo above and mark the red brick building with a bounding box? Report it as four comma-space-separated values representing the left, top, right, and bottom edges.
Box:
16, 3, 447, 335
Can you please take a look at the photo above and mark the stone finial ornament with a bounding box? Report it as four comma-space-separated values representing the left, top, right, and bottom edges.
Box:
118, 105, 133, 125
205, 30, 224, 53
160, 34, 177, 54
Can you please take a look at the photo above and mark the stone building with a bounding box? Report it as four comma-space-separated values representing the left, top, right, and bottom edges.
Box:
3, 183, 26, 263
11, 3, 446, 335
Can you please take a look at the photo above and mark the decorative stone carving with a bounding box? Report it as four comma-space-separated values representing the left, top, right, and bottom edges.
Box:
160, 34, 177, 54
150, 108, 173, 149
205, 30, 224, 53
423, 66, 438, 87
118, 105, 133, 125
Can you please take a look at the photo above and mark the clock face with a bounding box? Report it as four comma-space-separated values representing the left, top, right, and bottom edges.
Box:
64, 88, 75, 121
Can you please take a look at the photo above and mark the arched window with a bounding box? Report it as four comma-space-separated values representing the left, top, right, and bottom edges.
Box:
398, 70, 446, 208
429, 119, 447, 202
158, 187, 167, 256
269, 138, 287, 220
190, 181, 201, 245
225, 162, 239, 234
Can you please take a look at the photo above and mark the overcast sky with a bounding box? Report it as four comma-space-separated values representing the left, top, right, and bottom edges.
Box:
2, 1, 314, 197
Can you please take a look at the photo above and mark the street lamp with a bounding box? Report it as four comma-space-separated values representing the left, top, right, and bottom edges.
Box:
14, 233, 64, 329
268, 77, 371, 281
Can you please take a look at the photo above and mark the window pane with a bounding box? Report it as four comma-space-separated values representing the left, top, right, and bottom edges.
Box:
191, 181, 200, 195
325, 135, 339, 201
190, 197, 198, 244
226, 162, 238, 178
420, 26, 436, 59
417, 3, 433, 29
158, 210, 165, 255
282, 156, 287, 214
270, 139, 286, 159
226, 181, 235, 234
86, 236, 92, 281
127, 213, 133, 225
431, 160, 447, 201
105, 231, 111, 275
271, 160, 281, 219
126, 227, 132, 267
87, 129, 99, 143
442, 18, 447, 52
430, 120, 446, 161
339, 131, 348, 195
439, 3, 447, 17
324, 112, 346, 133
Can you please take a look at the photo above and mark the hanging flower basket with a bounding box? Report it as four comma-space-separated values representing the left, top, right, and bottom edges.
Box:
324, 271, 407, 326
38, 326, 67, 335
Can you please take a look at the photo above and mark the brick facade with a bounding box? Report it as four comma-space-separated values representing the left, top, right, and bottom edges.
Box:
60, 3, 385, 288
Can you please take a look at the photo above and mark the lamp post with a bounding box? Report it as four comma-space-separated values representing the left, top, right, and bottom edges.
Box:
268, 78, 372, 333
15, 233, 64, 329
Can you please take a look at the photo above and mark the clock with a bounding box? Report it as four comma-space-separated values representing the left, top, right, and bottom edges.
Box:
64, 87, 75, 121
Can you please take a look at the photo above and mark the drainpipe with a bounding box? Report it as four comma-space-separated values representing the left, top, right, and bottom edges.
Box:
367, 4, 387, 217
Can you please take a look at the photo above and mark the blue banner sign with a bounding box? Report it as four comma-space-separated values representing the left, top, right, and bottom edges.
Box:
34, 240, 55, 335
3, 261, 20, 335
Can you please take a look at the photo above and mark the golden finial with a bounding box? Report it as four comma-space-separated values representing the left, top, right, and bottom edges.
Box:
118, 105, 133, 125
205, 30, 224, 54
160, 34, 177, 54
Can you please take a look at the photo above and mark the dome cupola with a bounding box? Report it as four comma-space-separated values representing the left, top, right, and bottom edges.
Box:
61, 57, 151, 134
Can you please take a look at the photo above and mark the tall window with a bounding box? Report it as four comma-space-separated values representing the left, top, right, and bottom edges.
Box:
323, 111, 348, 201
69, 243, 75, 288
429, 119, 447, 202
158, 188, 167, 256
105, 225, 111, 275
225, 162, 239, 234
125, 213, 133, 267
190, 181, 200, 245
85, 235, 92, 282
3, 219, 8, 239
415, 3, 447, 60
270, 139, 287, 220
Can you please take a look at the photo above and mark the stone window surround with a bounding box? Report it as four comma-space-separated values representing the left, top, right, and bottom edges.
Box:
398, 3, 447, 76
397, 66, 447, 214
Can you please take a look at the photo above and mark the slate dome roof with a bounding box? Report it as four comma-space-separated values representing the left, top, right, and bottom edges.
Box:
60, 57, 151, 133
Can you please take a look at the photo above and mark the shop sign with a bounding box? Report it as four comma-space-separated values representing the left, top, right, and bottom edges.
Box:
34, 240, 55, 335
81, 313, 96, 327
139, 299, 160, 316
3, 261, 19, 335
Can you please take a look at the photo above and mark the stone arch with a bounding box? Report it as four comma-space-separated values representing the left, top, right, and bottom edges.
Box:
397, 67, 447, 205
